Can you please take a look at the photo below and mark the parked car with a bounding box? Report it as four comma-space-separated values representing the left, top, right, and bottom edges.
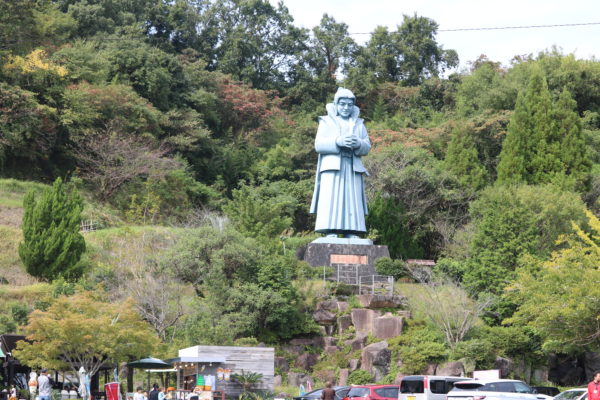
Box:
343, 384, 400, 400
447, 379, 546, 400
553, 389, 588, 400
532, 387, 560, 398
399, 375, 470, 400
294, 386, 351, 400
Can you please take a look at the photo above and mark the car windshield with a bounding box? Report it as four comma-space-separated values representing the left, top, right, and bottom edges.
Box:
555, 391, 586, 400
400, 379, 424, 394
451, 383, 483, 391
347, 388, 370, 397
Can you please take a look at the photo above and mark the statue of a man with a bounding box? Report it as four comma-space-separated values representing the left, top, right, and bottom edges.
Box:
310, 87, 371, 238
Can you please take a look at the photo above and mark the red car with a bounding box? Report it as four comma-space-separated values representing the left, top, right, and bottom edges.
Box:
343, 385, 400, 400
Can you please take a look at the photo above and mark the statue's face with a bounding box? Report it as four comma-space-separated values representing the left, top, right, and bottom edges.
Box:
336, 98, 354, 119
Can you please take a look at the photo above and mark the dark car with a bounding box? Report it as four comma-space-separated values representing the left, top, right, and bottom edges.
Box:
533, 387, 560, 397
294, 386, 351, 400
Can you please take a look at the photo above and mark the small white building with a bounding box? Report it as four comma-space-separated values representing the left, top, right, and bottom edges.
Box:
167, 345, 275, 398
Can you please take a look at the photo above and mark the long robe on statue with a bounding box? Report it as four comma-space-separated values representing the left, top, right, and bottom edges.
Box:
310, 103, 371, 234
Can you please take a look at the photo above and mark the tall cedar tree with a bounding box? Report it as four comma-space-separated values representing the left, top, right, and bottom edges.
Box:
497, 68, 559, 184
19, 178, 86, 281
444, 123, 488, 191
554, 88, 592, 188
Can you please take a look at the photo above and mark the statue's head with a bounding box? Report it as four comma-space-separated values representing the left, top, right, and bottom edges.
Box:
334, 87, 356, 119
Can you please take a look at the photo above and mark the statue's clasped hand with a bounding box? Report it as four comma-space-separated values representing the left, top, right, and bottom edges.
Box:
336, 135, 360, 149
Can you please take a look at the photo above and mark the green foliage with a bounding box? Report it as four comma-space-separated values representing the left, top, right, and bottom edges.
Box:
19, 178, 86, 281
389, 320, 447, 374
497, 67, 591, 187
0, 83, 58, 177
374, 257, 407, 280
366, 144, 471, 258
507, 211, 600, 353
464, 184, 588, 300
347, 369, 373, 385
223, 183, 296, 239
444, 123, 489, 191
366, 193, 423, 259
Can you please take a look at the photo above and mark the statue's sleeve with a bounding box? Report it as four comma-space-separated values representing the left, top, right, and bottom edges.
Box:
354, 123, 371, 156
314, 119, 339, 154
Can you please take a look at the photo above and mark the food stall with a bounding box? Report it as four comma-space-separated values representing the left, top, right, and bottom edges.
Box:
166, 346, 274, 400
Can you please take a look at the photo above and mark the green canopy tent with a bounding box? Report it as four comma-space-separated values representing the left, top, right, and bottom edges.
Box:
128, 358, 172, 391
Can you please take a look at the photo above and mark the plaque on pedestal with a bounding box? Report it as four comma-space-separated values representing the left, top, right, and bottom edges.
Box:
301, 241, 390, 285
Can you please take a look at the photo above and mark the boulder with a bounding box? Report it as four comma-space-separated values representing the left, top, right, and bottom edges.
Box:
373, 313, 403, 339
316, 300, 339, 312
338, 315, 353, 334
274, 375, 282, 387
345, 332, 367, 351
290, 338, 315, 346
337, 302, 349, 313
457, 358, 476, 376
324, 345, 340, 354
295, 352, 320, 370
349, 359, 360, 371
287, 372, 312, 387
361, 341, 391, 381
339, 369, 349, 386
549, 354, 584, 386
357, 294, 407, 308
423, 363, 437, 375
585, 352, 600, 381
436, 361, 465, 377
275, 356, 289, 373
351, 308, 381, 334
494, 357, 512, 378
323, 336, 338, 347
313, 309, 337, 325
532, 368, 549, 383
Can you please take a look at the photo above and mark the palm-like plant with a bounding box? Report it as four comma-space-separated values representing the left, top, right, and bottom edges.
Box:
231, 370, 263, 400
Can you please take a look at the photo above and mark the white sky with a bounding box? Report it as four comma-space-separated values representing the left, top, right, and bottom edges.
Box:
274, 0, 600, 71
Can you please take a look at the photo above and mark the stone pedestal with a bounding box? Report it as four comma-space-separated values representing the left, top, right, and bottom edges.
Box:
301, 241, 390, 284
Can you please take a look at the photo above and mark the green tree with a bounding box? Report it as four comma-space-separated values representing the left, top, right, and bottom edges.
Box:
13, 291, 159, 376
496, 67, 562, 185
464, 184, 588, 298
19, 178, 86, 281
554, 88, 592, 188
507, 211, 600, 353
346, 15, 458, 91
444, 122, 489, 191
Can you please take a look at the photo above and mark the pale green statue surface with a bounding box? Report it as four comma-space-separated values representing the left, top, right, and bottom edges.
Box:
310, 88, 371, 239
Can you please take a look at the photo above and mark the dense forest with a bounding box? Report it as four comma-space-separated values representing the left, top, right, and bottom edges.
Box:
2, 0, 600, 389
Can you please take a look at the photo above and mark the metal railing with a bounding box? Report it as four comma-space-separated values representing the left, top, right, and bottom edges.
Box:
358, 275, 394, 295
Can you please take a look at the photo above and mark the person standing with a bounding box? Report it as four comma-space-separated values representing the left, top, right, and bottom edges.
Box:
133, 387, 145, 400
38, 369, 52, 400
148, 384, 159, 400
589, 372, 600, 400
320, 382, 335, 400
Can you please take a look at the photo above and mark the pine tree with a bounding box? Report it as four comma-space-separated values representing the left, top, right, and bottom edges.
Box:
444, 123, 488, 191
553, 88, 591, 188
19, 178, 86, 281
496, 67, 562, 185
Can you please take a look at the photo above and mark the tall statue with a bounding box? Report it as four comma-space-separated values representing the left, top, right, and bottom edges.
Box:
310, 88, 371, 239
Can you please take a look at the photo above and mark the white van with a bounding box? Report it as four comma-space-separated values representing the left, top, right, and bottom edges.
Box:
399, 375, 471, 400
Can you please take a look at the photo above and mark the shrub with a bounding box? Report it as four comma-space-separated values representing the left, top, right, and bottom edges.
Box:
347, 369, 373, 385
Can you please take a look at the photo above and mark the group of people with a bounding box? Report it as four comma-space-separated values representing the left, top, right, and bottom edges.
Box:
133, 384, 174, 400
23, 369, 52, 400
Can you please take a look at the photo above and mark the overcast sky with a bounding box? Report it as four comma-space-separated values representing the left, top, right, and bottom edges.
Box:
273, 0, 600, 72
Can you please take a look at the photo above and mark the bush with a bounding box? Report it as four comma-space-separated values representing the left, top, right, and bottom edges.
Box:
374, 257, 407, 279
347, 369, 373, 385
